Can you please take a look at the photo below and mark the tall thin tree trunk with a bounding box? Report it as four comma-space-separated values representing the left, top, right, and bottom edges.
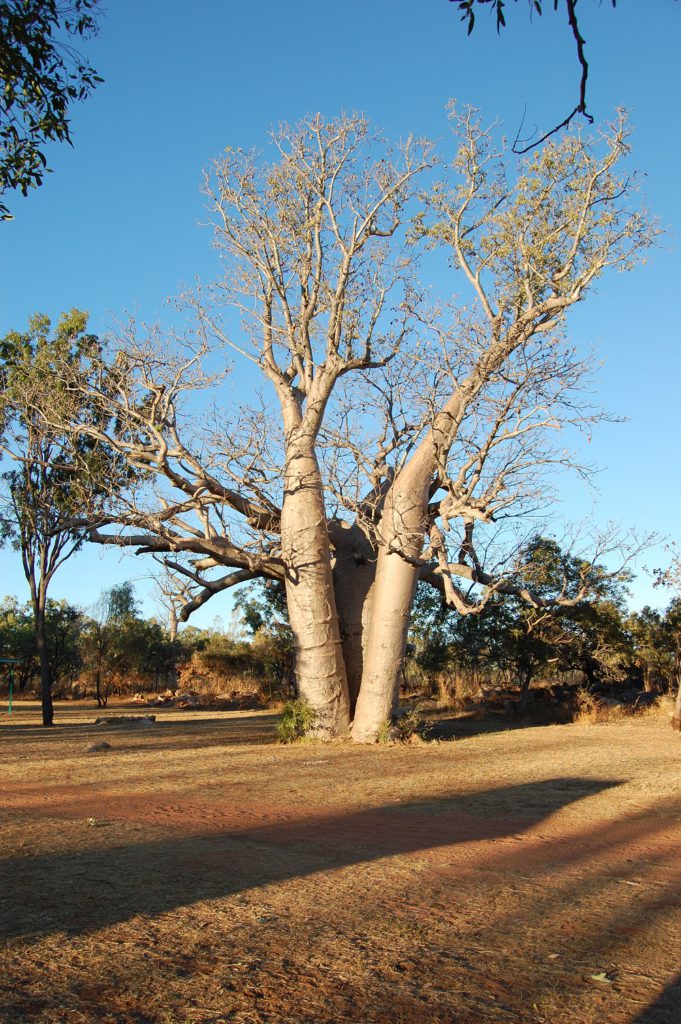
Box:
34, 601, 53, 727
518, 664, 534, 714
672, 673, 681, 732
280, 443, 350, 738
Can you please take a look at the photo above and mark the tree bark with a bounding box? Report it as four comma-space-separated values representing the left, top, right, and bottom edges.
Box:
353, 457, 430, 741
352, 384, 471, 741
281, 442, 350, 738
672, 673, 681, 732
329, 520, 376, 716
518, 664, 534, 714
34, 602, 54, 727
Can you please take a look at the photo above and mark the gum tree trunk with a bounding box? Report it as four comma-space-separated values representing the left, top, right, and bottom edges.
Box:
281, 440, 351, 738
33, 598, 54, 728
672, 673, 681, 732
518, 663, 535, 714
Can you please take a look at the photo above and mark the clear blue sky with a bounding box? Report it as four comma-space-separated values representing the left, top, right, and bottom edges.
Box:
1, 0, 679, 625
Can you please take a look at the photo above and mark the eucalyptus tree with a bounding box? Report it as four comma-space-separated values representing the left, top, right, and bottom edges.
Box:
452, 0, 619, 150
496, 537, 631, 703
663, 600, 681, 731
651, 551, 681, 729
56, 109, 655, 739
80, 581, 161, 707
0, 0, 102, 219
0, 310, 122, 724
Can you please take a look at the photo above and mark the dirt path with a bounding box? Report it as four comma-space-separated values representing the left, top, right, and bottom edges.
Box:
1, 702, 680, 1023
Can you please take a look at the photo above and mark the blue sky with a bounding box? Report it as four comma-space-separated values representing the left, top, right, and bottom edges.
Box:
1, 0, 679, 625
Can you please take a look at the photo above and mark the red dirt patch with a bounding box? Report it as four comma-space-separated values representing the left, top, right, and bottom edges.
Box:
1, 701, 680, 1023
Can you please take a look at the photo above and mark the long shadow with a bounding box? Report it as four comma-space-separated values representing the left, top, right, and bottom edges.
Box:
0, 713, 279, 745
634, 973, 681, 1022
428, 708, 576, 741
1, 777, 620, 942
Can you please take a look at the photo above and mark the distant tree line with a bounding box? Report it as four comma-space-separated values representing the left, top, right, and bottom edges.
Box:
0, 580, 295, 708
1, 542, 679, 716
0, 583, 175, 706
408, 539, 681, 708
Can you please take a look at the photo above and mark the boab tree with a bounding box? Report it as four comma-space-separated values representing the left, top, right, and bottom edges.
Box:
57, 109, 654, 739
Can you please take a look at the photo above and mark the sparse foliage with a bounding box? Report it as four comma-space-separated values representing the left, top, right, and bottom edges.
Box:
451, 1, 620, 150
0, 0, 102, 219
48, 110, 655, 740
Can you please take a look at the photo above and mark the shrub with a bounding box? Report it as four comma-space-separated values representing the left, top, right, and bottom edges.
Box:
277, 699, 317, 743
378, 704, 431, 743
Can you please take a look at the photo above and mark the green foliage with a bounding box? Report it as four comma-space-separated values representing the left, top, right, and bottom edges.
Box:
0, 310, 130, 721
0, 310, 126, 561
378, 705, 431, 744
410, 582, 504, 678
276, 699, 317, 743
0, 585, 301, 705
105, 582, 140, 622
0, 595, 84, 692
79, 582, 167, 706
628, 606, 667, 686
410, 535, 637, 699
0, 0, 102, 219
234, 580, 291, 640
0, 595, 34, 652
234, 580, 295, 695
180, 632, 271, 695
43, 598, 84, 687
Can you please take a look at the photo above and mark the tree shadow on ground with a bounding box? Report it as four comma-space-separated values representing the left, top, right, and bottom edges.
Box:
634, 973, 681, 1022
2, 776, 620, 942
427, 705, 579, 741
3, 778, 681, 1022
0, 711, 279, 746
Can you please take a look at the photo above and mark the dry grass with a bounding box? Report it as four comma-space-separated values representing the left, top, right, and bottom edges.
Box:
572, 690, 674, 726
1, 699, 680, 1023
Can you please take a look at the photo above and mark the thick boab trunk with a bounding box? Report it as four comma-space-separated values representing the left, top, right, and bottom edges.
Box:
281, 445, 350, 738
329, 520, 376, 716
352, 548, 419, 741
352, 473, 427, 742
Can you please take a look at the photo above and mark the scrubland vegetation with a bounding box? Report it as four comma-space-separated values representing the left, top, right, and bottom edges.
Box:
2, 547, 679, 732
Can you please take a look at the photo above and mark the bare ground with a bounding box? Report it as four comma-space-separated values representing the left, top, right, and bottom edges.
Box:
0, 701, 680, 1024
